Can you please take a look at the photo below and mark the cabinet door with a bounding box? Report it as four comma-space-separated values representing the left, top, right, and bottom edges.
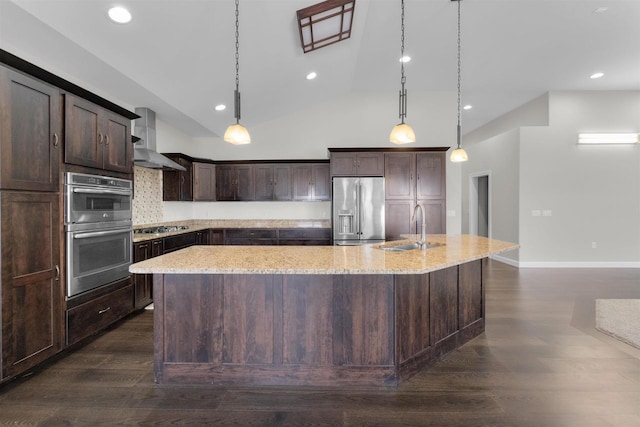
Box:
385, 199, 414, 241
179, 158, 193, 201
64, 94, 102, 169
384, 153, 415, 200
133, 241, 153, 310
163, 156, 193, 201
209, 229, 224, 245
418, 199, 446, 234
102, 111, 132, 173
193, 162, 216, 201
1, 191, 62, 379
292, 165, 312, 200
216, 165, 236, 201
254, 164, 274, 200
416, 152, 445, 199
273, 164, 292, 201
311, 163, 330, 200
235, 164, 254, 201
356, 152, 384, 176
330, 152, 357, 176
0, 67, 60, 191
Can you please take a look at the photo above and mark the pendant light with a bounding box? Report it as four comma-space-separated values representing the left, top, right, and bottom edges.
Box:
450, 0, 468, 162
389, 0, 415, 144
224, 0, 251, 145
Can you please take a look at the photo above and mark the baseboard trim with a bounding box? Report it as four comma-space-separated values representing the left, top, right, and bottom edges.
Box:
519, 261, 640, 268
490, 254, 520, 267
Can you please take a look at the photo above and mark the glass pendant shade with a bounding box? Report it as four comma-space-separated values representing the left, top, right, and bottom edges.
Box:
389, 123, 416, 144
450, 147, 468, 162
223, 123, 251, 145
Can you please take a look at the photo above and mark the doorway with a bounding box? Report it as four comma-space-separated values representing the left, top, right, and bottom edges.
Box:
469, 172, 490, 237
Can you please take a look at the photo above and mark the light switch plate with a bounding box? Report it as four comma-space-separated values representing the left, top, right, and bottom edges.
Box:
532, 210, 541, 217
543, 210, 552, 217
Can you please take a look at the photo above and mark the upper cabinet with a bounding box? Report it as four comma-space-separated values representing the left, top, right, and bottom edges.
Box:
254, 164, 292, 201
216, 164, 254, 201
292, 163, 330, 201
329, 151, 384, 176
162, 154, 194, 201
193, 162, 216, 201
0, 66, 60, 191
65, 94, 132, 174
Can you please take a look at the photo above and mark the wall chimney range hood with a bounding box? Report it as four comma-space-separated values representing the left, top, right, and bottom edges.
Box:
133, 107, 186, 171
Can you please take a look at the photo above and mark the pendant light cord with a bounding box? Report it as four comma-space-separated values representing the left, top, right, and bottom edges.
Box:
234, 0, 241, 123
456, 0, 462, 148
399, 0, 407, 123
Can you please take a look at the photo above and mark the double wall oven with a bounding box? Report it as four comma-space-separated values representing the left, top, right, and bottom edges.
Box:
64, 172, 133, 298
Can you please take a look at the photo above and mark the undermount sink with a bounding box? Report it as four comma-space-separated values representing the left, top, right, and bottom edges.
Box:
377, 242, 444, 252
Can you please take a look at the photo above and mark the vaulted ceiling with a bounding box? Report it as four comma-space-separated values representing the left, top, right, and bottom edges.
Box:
1, 0, 638, 138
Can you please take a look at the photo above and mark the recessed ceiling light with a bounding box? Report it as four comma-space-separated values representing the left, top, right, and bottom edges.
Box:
590, 72, 604, 79
593, 7, 609, 14
463, 105, 472, 110
399, 56, 411, 63
306, 72, 317, 80
215, 104, 226, 111
108, 6, 132, 24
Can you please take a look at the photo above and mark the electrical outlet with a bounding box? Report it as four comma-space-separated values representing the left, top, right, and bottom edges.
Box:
446, 210, 456, 217
532, 210, 541, 217
592, 242, 597, 249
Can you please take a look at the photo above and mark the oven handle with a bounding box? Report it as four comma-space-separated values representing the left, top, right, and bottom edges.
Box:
72, 188, 132, 196
73, 229, 131, 239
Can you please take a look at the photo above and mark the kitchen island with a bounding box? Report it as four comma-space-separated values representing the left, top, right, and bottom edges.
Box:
130, 234, 517, 387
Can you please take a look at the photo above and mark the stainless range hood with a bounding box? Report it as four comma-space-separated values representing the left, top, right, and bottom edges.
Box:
133, 107, 186, 171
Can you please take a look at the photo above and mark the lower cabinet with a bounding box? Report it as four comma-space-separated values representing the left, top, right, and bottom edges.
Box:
133, 238, 162, 310
66, 279, 134, 346
278, 228, 331, 245
225, 229, 278, 245
1, 191, 63, 380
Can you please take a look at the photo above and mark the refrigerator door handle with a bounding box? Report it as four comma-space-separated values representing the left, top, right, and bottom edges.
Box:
357, 181, 362, 235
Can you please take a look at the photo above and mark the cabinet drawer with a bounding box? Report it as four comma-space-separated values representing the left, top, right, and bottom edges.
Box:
66, 285, 133, 345
226, 238, 277, 246
279, 239, 331, 246
163, 232, 197, 253
278, 228, 330, 239
225, 229, 277, 239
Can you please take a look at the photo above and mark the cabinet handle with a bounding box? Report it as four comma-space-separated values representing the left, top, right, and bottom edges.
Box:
139, 244, 149, 249
52, 133, 59, 147
105, 135, 109, 146
98, 307, 111, 315
55, 265, 60, 280
98, 133, 103, 144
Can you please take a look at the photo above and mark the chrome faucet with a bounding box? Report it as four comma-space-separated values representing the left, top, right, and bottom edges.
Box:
411, 203, 427, 247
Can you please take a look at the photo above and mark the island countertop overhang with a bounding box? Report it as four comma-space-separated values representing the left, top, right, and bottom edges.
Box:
129, 234, 518, 275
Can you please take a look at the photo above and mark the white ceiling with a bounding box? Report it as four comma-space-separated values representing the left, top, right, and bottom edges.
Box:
1, 0, 639, 138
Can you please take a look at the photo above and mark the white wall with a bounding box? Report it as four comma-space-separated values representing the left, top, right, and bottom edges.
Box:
155, 91, 463, 233
518, 91, 640, 266
463, 90, 640, 266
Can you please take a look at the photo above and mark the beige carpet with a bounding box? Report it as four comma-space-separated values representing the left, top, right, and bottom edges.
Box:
596, 299, 640, 349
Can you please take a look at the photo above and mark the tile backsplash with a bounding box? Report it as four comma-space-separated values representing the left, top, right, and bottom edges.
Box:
132, 166, 163, 225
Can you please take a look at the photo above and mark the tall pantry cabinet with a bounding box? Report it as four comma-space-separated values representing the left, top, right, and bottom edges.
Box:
0, 65, 63, 380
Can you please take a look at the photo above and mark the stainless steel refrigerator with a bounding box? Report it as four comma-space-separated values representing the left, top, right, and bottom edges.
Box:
332, 177, 385, 245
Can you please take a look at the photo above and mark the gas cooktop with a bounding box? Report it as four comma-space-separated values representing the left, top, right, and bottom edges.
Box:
134, 225, 189, 234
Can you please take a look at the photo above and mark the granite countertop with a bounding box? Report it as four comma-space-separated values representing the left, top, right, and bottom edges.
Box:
129, 234, 518, 275
132, 219, 330, 243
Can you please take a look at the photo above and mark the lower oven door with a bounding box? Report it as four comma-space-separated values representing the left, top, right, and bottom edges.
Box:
67, 225, 132, 298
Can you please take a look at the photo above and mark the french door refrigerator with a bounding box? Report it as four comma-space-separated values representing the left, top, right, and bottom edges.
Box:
332, 177, 385, 245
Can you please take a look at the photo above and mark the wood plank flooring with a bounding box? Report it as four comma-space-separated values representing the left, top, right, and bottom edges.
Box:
0, 260, 638, 426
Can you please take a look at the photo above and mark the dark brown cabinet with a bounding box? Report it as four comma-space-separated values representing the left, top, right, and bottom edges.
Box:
0, 67, 60, 191
162, 155, 193, 201
278, 228, 331, 246
225, 229, 278, 245
216, 164, 254, 201
133, 239, 162, 310
1, 191, 62, 379
254, 164, 292, 201
384, 152, 446, 239
193, 162, 216, 201
330, 151, 384, 176
292, 163, 330, 201
65, 94, 132, 173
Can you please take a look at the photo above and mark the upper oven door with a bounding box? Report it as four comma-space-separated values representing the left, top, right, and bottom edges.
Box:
66, 185, 132, 224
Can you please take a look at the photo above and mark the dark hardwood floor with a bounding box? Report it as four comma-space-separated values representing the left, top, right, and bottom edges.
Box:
1, 260, 638, 426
